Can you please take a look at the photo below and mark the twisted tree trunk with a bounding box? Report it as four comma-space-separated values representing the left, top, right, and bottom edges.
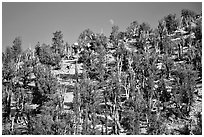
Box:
74, 59, 80, 134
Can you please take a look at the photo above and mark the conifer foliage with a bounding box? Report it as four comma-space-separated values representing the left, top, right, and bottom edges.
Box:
2, 9, 202, 135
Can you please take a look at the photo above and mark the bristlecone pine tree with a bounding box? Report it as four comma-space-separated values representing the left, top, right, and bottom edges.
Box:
2, 9, 202, 135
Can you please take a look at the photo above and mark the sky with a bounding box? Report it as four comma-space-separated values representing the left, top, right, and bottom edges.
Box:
2, 2, 202, 51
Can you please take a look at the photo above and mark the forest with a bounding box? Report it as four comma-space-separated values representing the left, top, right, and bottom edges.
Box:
2, 9, 202, 135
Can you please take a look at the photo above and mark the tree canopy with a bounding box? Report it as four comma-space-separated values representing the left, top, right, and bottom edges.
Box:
2, 9, 202, 135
